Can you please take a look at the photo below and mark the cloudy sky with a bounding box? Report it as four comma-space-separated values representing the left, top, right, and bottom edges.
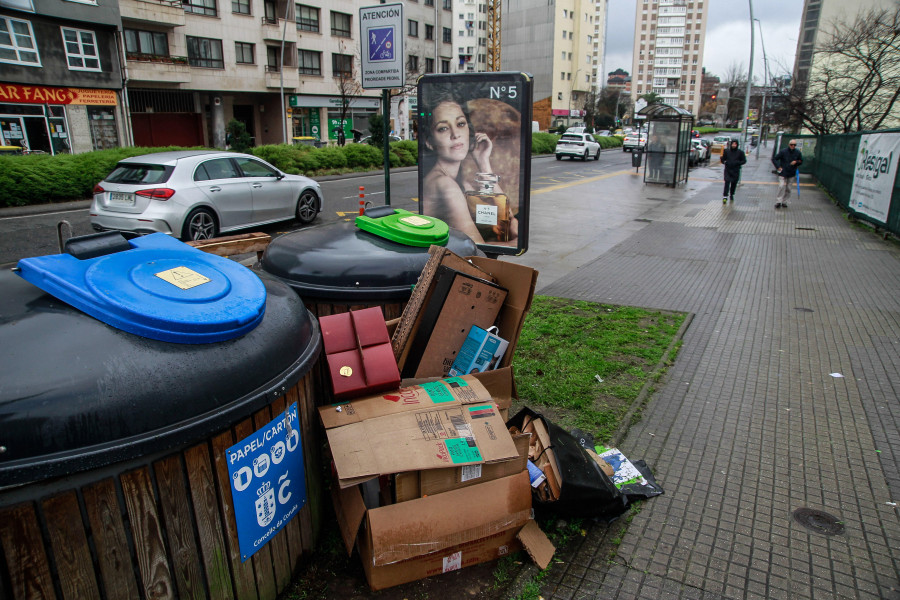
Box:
605, 0, 805, 83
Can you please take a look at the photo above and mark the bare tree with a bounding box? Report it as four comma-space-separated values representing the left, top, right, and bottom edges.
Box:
786, 3, 900, 134
335, 40, 363, 141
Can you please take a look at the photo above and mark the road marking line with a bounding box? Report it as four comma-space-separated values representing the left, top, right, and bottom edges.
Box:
0, 208, 86, 221
532, 169, 633, 194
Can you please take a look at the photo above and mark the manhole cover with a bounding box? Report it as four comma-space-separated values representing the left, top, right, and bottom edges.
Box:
794, 307, 814, 313
793, 508, 844, 535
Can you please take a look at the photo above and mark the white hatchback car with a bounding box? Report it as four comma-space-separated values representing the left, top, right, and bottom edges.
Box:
91, 151, 323, 241
555, 133, 601, 161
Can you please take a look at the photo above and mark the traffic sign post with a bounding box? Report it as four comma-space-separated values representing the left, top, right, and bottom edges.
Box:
360, 3, 405, 205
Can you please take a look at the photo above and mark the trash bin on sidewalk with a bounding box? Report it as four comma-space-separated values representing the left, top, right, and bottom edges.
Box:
258, 216, 479, 320
0, 238, 323, 600
631, 148, 643, 168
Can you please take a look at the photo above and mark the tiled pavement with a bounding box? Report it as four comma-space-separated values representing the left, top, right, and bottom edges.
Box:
527, 158, 900, 599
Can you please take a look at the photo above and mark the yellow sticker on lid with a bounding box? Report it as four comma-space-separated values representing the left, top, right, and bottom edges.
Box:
339, 366, 353, 377
155, 266, 211, 290
399, 215, 430, 227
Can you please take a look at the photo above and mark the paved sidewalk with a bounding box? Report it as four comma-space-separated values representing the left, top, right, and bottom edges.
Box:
525, 156, 900, 599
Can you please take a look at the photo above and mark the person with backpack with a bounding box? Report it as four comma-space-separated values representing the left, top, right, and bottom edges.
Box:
771, 139, 803, 208
720, 139, 747, 204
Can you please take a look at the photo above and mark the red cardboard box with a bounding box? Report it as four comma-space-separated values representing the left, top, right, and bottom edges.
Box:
321, 307, 401, 400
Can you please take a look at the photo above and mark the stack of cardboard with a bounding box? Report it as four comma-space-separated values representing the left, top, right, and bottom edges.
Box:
320, 246, 553, 590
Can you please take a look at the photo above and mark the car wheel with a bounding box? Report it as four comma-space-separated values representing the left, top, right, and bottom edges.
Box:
295, 189, 320, 224
556, 154, 562, 160
594, 149, 600, 160
182, 208, 218, 241
582, 150, 588, 161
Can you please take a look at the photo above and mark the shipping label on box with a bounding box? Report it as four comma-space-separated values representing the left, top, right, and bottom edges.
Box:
327, 402, 518, 484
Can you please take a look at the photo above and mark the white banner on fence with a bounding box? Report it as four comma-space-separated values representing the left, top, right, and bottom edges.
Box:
849, 132, 900, 224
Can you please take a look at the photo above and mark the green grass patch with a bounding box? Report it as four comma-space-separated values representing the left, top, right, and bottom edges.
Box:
512, 295, 686, 444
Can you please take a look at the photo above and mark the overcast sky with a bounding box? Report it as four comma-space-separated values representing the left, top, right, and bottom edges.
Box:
604, 0, 805, 83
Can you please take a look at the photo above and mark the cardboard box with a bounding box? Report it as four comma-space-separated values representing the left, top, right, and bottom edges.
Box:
320, 307, 401, 400
401, 266, 508, 378
332, 472, 553, 590
318, 367, 517, 430
325, 400, 519, 487
394, 431, 531, 502
392, 246, 538, 377
448, 325, 509, 376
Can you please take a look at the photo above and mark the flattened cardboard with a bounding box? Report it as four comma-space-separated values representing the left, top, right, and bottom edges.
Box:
332, 480, 367, 555
318, 371, 495, 430
403, 267, 508, 378
327, 402, 518, 484
366, 472, 531, 566
516, 519, 556, 570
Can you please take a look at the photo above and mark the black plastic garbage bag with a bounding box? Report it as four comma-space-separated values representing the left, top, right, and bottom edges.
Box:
571, 428, 664, 502
508, 407, 627, 520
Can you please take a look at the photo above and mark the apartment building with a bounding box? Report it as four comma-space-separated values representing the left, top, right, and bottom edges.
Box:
502, 0, 607, 130
1, 0, 124, 154
630, 0, 707, 116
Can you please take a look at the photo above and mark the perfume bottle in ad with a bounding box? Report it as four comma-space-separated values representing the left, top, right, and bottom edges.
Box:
465, 172, 510, 242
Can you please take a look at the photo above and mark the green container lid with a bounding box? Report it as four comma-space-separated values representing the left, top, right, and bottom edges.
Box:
355, 207, 450, 247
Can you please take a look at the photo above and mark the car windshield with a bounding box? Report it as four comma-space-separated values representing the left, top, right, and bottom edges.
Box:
560, 134, 584, 141
105, 164, 170, 184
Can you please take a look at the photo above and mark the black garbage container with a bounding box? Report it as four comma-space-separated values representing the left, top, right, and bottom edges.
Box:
632, 148, 643, 168
259, 219, 479, 320
0, 239, 323, 600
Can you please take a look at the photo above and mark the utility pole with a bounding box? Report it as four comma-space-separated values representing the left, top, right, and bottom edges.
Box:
754, 17, 770, 158
741, 0, 755, 151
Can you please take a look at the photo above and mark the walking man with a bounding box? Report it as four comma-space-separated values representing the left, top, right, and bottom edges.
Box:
771, 139, 803, 208
720, 139, 747, 204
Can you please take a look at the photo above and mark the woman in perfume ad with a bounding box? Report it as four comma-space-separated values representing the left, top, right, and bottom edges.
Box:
420, 91, 519, 246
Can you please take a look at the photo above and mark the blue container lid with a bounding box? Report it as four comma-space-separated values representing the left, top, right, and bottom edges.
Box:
15, 233, 266, 343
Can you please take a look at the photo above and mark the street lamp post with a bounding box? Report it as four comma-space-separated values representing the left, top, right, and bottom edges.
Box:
741, 0, 755, 150
754, 17, 770, 158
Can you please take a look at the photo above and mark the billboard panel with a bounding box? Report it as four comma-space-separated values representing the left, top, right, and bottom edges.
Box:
416, 72, 533, 256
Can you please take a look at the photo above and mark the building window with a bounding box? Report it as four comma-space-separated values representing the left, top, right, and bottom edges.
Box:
408, 54, 418, 72
443, 0, 451, 10
442, 27, 451, 43
425, 24, 434, 40
62, 28, 100, 71
235, 41, 254, 64
425, 0, 434, 5
183, 0, 216, 16
296, 5, 319, 32
425, 57, 434, 72
332, 52, 352, 76
124, 28, 168, 56
232, 0, 250, 14
561, 72, 565, 80
441, 59, 449, 72
1, 18, 39, 66
408, 19, 418, 37
331, 11, 351, 37
298, 49, 321, 74
187, 36, 224, 68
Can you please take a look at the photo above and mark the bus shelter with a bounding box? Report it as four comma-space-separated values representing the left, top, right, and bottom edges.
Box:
639, 103, 694, 186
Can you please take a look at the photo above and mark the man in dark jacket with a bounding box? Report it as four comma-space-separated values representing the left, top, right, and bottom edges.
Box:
771, 139, 803, 208
720, 139, 747, 204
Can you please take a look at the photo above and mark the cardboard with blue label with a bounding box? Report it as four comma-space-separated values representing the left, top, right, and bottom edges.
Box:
227, 403, 307, 561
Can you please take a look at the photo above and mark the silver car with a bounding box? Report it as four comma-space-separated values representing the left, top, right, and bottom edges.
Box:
90, 150, 323, 240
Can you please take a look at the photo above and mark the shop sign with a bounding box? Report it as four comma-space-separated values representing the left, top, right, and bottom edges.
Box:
289, 95, 380, 109
227, 403, 307, 561
0, 84, 117, 105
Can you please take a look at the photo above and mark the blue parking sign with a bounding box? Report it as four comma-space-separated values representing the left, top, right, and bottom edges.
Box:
368, 27, 394, 61
227, 404, 306, 561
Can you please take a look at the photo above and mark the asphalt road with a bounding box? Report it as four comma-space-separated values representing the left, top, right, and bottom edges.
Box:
0, 150, 638, 267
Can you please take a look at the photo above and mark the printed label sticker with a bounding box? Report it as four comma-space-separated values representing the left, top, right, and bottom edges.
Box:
155, 266, 210, 290
445, 437, 483, 464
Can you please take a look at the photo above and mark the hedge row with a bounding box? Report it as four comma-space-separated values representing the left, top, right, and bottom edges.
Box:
0, 134, 622, 207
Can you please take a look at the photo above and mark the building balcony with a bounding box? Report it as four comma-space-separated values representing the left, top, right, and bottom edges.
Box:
126, 54, 191, 83
120, 0, 185, 27
265, 67, 299, 90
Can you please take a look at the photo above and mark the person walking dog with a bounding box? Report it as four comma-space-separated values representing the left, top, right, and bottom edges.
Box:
771, 139, 803, 208
720, 139, 747, 204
